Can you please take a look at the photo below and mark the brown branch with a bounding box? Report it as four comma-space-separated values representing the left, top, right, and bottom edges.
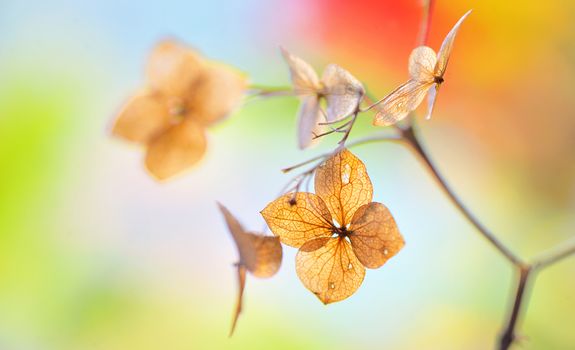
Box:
499, 265, 533, 350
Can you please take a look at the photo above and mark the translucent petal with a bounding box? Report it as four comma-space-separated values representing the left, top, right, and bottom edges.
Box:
425, 84, 438, 120
435, 10, 472, 77
408, 46, 437, 81
261, 192, 333, 248
373, 79, 434, 126
144, 119, 206, 180
321, 64, 365, 122
349, 202, 405, 269
112, 92, 171, 143
280, 47, 321, 95
185, 63, 247, 126
146, 39, 204, 97
296, 237, 365, 304
315, 149, 373, 227
297, 95, 322, 149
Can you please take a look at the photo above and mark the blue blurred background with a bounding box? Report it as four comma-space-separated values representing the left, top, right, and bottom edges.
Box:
1, 0, 574, 349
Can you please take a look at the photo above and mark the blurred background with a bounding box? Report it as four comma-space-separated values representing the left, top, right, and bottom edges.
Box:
1, 0, 574, 349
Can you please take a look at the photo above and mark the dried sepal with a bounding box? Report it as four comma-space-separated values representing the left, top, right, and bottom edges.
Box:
314, 149, 373, 226
297, 95, 323, 149
321, 64, 365, 122
218, 203, 282, 336
261, 192, 333, 248
187, 63, 247, 127
147, 39, 204, 98
374, 10, 471, 126
408, 46, 436, 81
112, 92, 171, 143
435, 9, 473, 77
373, 79, 433, 126
280, 47, 321, 95
296, 237, 365, 304
145, 120, 207, 180
349, 202, 404, 269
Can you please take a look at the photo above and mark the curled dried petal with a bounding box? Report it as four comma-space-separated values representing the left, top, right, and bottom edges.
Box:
315, 149, 373, 227
244, 233, 283, 278
230, 265, 246, 337
296, 237, 365, 304
145, 119, 206, 180
321, 64, 365, 122
349, 202, 404, 269
218, 203, 283, 278
112, 92, 171, 143
261, 193, 333, 248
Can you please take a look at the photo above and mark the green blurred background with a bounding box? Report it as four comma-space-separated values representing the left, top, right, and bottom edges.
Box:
1, 0, 574, 349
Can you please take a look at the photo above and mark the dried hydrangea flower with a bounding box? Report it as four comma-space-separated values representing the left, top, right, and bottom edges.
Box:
261, 149, 404, 304
112, 39, 246, 180
281, 48, 365, 149
374, 10, 472, 126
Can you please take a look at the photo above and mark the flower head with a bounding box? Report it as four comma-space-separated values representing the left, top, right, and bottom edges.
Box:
112, 39, 246, 180
374, 10, 472, 126
281, 48, 365, 149
261, 149, 404, 304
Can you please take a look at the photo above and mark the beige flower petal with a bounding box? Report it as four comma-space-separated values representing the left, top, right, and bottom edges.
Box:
112, 92, 171, 143
186, 63, 247, 127
297, 95, 322, 149
373, 79, 434, 126
146, 39, 204, 97
280, 47, 321, 95
435, 10, 472, 77
296, 237, 365, 304
144, 119, 206, 180
349, 202, 404, 269
321, 63, 365, 123
261, 192, 333, 248
408, 46, 437, 81
314, 149, 373, 227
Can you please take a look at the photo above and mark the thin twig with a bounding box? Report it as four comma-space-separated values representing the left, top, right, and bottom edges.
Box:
532, 238, 575, 270
499, 265, 533, 350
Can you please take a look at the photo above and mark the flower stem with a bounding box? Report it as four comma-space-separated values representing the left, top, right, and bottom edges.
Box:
498, 265, 532, 350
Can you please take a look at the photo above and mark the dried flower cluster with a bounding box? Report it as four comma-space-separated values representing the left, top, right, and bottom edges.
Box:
110, 10, 472, 335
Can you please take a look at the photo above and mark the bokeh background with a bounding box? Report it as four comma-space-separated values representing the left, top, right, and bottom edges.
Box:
1, 0, 574, 349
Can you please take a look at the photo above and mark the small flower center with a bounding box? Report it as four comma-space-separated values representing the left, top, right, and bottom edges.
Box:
434, 76, 444, 84
335, 225, 351, 238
